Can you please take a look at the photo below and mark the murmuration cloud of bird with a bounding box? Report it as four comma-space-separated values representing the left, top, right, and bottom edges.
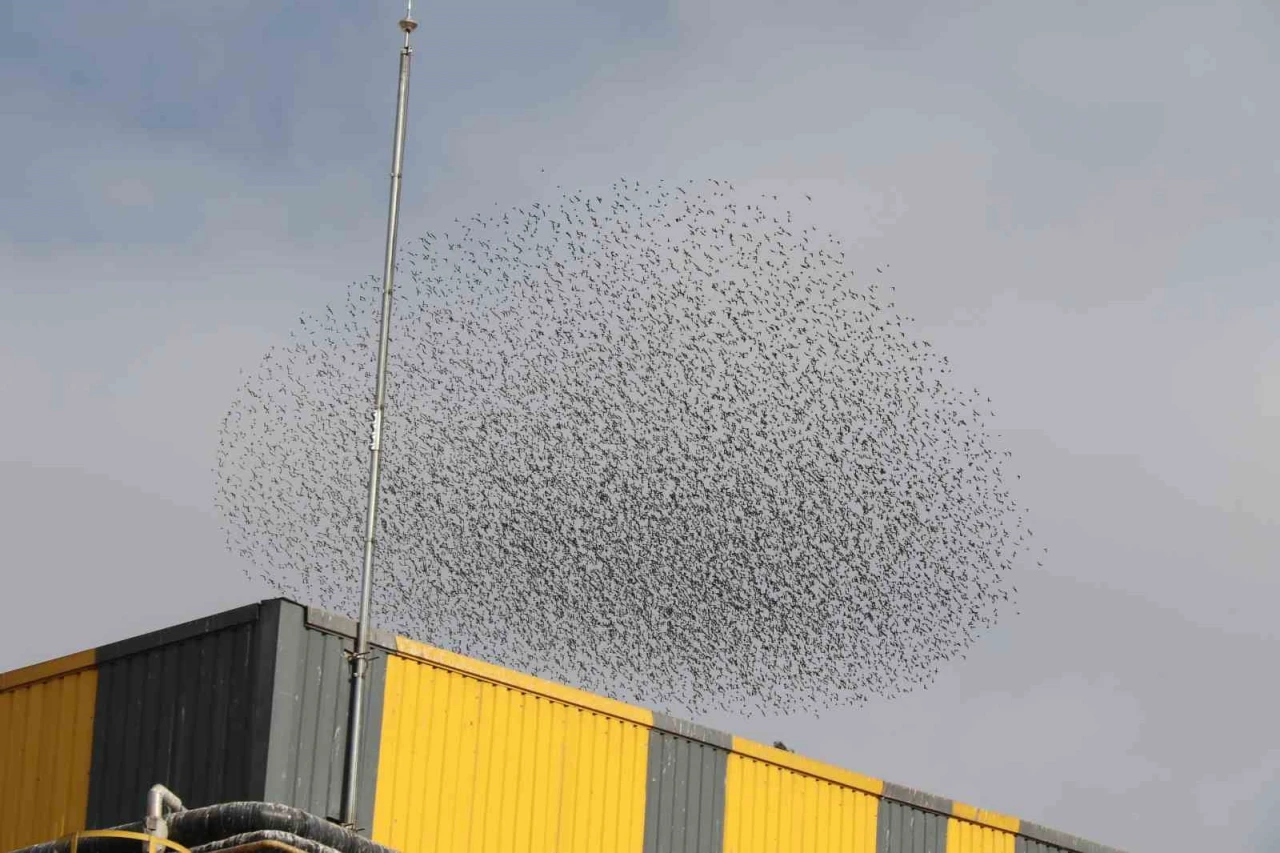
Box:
215, 178, 1035, 716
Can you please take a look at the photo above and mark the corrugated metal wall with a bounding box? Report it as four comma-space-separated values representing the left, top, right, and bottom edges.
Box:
947, 803, 1018, 853
1015, 822, 1118, 853
0, 599, 386, 842
262, 601, 385, 831
0, 652, 97, 851
372, 638, 651, 853
877, 799, 949, 852
0, 598, 1126, 853
946, 819, 1017, 853
85, 603, 274, 829
642, 715, 728, 853
722, 740, 881, 853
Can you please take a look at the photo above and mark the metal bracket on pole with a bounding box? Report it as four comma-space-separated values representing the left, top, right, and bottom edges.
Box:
343, 647, 376, 665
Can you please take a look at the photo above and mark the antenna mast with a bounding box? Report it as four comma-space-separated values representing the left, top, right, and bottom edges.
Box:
341, 0, 417, 829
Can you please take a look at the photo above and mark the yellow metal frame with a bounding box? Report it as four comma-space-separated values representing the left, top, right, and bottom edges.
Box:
53, 829, 311, 853
205, 842, 306, 853
61, 830, 192, 853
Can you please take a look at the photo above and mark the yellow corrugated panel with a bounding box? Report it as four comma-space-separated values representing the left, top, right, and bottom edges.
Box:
389, 637, 654, 727
732, 738, 885, 795
0, 651, 97, 851
0, 649, 95, 692
373, 642, 653, 853
724, 738, 882, 853
946, 813, 1017, 853
951, 802, 1019, 832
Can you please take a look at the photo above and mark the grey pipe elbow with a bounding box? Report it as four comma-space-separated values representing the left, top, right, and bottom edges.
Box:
144, 785, 186, 841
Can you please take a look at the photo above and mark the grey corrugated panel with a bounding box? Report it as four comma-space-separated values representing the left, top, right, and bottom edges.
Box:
881, 781, 953, 816
263, 600, 305, 807
303, 606, 399, 650
1018, 821, 1127, 853
293, 628, 331, 813
314, 629, 346, 820
651, 711, 733, 749
358, 645, 386, 834
642, 727, 727, 853
296, 602, 386, 832
694, 732, 719, 852
246, 599, 285, 797
263, 601, 385, 834
876, 798, 947, 853
1020, 836, 1077, 853
86, 606, 270, 828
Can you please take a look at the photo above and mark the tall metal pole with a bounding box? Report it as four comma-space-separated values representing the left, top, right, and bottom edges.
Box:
341, 2, 416, 830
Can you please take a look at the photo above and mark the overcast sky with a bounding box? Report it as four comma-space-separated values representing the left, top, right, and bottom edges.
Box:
3, 2, 1278, 851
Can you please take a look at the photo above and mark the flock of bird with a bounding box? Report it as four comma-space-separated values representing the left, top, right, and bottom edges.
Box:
215, 178, 1034, 715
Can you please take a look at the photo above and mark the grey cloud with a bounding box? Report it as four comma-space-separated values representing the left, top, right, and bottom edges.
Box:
3, 2, 1276, 851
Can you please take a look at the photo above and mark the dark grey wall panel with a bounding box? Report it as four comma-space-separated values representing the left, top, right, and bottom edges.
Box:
83, 598, 384, 836
881, 781, 952, 816
303, 606, 398, 651
876, 799, 948, 853
87, 603, 271, 828
651, 712, 733, 750
1019, 838, 1053, 853
642, 725, 727, 853
262, 601, 385, 835
1017, 824, 1127, 853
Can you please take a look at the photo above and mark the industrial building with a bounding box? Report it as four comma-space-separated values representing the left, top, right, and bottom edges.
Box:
1, 598, 1122, 853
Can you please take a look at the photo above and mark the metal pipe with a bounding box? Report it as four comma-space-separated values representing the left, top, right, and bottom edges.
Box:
144, 784, 186, 842
340, 3, 417, 830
